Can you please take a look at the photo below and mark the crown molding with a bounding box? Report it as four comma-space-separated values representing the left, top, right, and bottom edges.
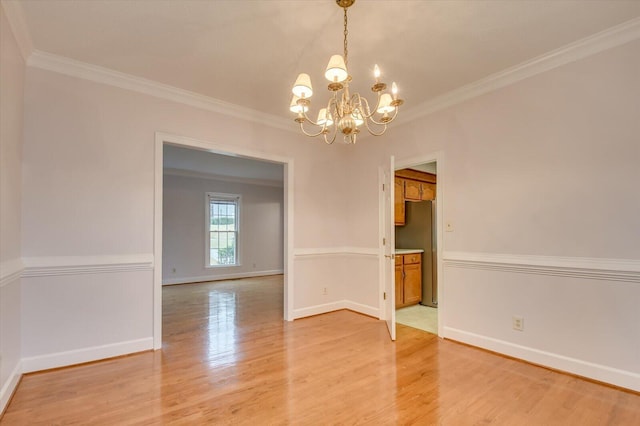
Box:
26, 50, 296, 134
1, 0, 34, 61
12, 9, 640, 131
163, 167, 283, 188
443, 251, 640, 283
398, 17, 640, 125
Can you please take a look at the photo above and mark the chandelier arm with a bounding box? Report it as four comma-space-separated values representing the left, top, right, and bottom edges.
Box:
355, 94, 375, 119
323, 130, 338, 145
324, 102, 339, 144
361, 117, 389, 137
368, 110, 398, 126
358, 93, 401, 126
299, 120, 329, 138
301, 109, 322, 127
382, 107, 400, 124
353, 93, 386, 121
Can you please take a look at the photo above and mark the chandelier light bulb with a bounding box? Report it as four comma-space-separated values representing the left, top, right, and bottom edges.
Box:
317, 108, 334, 126
377, 93, 395, 114
292, 73, 313, 98
325, 55, 348, 83
374, 64, 381, 81
289, 96, 308, 114
392, 82, 398, 99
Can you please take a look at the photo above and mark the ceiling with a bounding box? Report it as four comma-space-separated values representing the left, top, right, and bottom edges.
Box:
14, 0, 640, 122
10, 1, 639, 182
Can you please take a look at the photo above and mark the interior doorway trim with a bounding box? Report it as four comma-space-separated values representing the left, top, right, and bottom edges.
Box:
153, 132, 295, 349
395, 151, 444, 337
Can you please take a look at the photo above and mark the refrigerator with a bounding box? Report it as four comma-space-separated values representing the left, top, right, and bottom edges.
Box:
395, 200, 438, 307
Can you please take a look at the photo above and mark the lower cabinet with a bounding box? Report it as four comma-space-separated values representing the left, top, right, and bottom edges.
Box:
395, 253, 422, 308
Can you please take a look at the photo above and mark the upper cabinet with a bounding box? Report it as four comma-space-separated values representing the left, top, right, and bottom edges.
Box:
394, 178, 406, 226
404, 179, 421, 201
394, 169, 437, 225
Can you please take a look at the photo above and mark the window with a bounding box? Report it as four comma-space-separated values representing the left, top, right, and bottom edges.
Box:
206, 193, 240, 267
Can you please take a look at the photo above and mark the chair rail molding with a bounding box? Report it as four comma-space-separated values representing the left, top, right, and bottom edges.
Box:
22, 254, 154, 277
0, 258, 24, 287
443, 251, 640, 283
294, 247, 379, 258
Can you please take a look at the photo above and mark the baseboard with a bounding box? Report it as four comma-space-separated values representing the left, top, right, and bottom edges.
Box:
293, 300, 379, 320
293, 301, 345, 319
162, 269, 284, 286
342, 300, 380, 319
21, 338, 154, 374
443, 327, 640, 392
0, 361, 22, 416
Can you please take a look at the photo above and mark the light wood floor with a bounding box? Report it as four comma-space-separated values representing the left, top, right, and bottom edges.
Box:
3, 275, 639, 425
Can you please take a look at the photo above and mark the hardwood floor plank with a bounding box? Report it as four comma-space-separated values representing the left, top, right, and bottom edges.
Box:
2, 275, 638, 425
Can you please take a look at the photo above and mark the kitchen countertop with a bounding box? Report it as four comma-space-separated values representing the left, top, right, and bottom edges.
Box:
395, 248, 424, 255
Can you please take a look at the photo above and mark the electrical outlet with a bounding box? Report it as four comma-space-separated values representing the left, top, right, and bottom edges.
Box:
323, 287, 328, 296
512, 316, 524, 331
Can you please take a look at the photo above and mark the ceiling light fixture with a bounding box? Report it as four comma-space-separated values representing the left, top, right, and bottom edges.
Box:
290, 0, 403, 144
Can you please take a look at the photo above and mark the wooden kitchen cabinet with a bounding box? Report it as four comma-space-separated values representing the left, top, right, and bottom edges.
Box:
403, 179, 422, 201
394, 178, 405, 225
403, 263, 422, 305
395, 253, 422, 308
394, 170, 437, 225
419, 182, 435, 200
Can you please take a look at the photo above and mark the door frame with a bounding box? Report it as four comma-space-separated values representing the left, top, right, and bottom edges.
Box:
153, 132, 295, 349
379, 156, 396, 340
393, 151, 445, 337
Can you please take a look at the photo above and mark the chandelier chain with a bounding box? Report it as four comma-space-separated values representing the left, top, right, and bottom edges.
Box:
343, 7, 349, 66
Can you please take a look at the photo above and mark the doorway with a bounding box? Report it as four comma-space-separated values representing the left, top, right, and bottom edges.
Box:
153, 132, 294, 349
393, 153, 444, 338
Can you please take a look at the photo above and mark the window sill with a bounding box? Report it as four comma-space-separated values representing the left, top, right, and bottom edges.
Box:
205, 264, 241, 269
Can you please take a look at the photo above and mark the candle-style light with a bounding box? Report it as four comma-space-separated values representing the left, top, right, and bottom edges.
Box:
289, 0, 403, 144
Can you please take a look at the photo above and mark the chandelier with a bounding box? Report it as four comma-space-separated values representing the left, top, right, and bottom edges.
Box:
289, 0, 403, 144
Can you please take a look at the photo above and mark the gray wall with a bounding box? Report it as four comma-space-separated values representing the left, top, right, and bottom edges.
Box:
162, 173, 284, 284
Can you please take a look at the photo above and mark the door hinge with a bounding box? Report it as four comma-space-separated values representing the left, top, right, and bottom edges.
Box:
383, 237, 386, 245
383, 183, 385, 191
383, 292, 387, 300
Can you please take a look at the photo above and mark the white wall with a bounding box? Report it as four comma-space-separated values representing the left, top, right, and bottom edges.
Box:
350, 39, 640, 390
19, 61, 356, 367
0, 3, 25, 412
162, 173, 284, 284
9, 9, 639, 394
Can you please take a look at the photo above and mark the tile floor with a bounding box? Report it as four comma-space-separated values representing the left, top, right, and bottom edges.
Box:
396, 304, 438, 334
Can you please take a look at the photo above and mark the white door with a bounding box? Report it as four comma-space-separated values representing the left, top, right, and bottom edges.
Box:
382, 156, 396, 340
